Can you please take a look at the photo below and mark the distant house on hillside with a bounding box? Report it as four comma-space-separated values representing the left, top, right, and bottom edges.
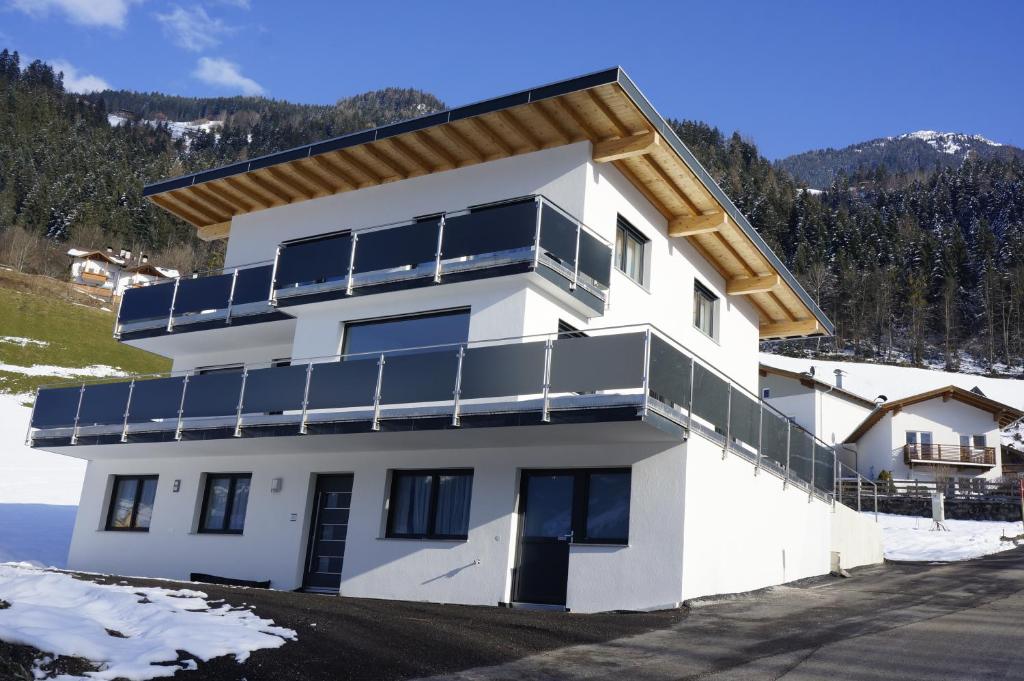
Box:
841, 386, 1024, 481
68, 248, 178, 297
759, 364, 875, 446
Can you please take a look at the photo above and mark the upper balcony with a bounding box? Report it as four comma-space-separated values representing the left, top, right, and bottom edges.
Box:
29, 324, 836, 502
115, 195, 612, 343
901, 444, 996, 468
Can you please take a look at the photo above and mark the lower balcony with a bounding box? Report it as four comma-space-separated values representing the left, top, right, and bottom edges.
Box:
901, 444, 996, 468
28, 326, 836, 500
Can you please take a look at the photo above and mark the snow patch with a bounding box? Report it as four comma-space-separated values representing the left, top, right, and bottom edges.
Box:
0, 363, 128, 379
0, 563, 295, 681
896, 130, 1003, 154
875, 512, 1019, 562
0, 336, 49, 348
108, 114, 223, 144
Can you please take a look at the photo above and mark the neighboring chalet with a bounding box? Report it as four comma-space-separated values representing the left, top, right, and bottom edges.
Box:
842, 386, 1024, 481
68, 248, 178, 297
28, 68, 881, 612
759, 364, 875, 446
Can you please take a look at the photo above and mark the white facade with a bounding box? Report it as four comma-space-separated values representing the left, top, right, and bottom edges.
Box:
848, 397, 1005, 481
42, 113, 882, 612
760, 370, 873, 445
69, 252, 123, 292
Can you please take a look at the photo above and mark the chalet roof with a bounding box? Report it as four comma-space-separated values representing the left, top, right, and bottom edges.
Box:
758, 363, 876, 409
843, 385, 1024, 443
141, 67, 832, 340
67, 249, 124, 266
123, 264, 179, 278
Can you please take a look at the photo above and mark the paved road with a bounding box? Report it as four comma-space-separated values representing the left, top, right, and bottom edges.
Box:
422, 548, 1024, 681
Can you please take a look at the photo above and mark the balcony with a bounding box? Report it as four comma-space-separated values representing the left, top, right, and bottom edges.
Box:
901, 444, 996, 467
115, 195, 612, 341
29, 325, 836, 501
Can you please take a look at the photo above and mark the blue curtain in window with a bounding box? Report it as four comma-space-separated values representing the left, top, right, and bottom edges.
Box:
228, 477, 250, 531
392, 474, 432, 535
434, 474, 471, 536
135, 478, 157, 529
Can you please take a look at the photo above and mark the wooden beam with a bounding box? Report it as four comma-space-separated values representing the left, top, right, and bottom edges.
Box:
197, 221, 231, 241
643, 156, 702, 215
387, 136, 435, 173
727, 274, 781, 296
533, 101, 575, 144
291, 160, 343, 195
759, 319, 823, 338
498, 110, 541, 151
200, 181, 254, 213
244, 171, 297, 204
311, 154, 359, 189
593, 131, 660, 163
469, 117, 514, 156
168, 189, 228, 224
585, 89, 630, 137
440, 124, 485, 163
551, 95, 599, 140
226, 175, 282, 208
335, 150, 384, 184
150, 193, 205, 227
412, 130, 459, 169
265, 166, 316, 200
668, 212, 726, 236
188, 183, 240, 217
612, 160, 674, 219
361, 143, 409, 179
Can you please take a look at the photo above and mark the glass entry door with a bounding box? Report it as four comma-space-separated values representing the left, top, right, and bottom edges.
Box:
302, 474, 353, 592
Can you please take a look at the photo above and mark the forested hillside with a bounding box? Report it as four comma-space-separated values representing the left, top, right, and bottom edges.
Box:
2, 50, 1023, 376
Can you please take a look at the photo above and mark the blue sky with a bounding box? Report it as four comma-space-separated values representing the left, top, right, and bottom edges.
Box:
2, 0, 1022, 158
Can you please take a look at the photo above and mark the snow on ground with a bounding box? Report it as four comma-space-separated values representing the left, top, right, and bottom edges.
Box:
0, 362, 128, 379
0, 336, 49, 348
0, 563, 295, 681
0, 393, 85, 568
876, 512, 1021, 562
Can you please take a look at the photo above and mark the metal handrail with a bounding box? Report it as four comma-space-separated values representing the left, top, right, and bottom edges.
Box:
835, 461, 879, 520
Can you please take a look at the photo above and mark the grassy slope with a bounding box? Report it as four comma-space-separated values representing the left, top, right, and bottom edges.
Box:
0, 269, 170, 396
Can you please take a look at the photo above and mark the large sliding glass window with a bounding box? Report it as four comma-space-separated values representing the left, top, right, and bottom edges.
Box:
105, 475, 158, 531
386, 469, 473, 540
199, 473, 252, 534
341, 309, 470, 358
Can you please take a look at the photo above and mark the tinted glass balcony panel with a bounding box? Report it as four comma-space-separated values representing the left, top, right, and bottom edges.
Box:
441, 200, 537, 260
354, 219, 439, 274
241, 364, 308, 414
232, 265, 273, 306
789, 429, 814, 483
119, 283, 174, 323
728, 392, 761, 450
761, 411, 789, 469
459, 341, 546, 400
648, 336, 691, 410
173, 273, 233, 316
305, 359, 380, 410
31, 386, 83, 429
77, 382, 131, 426
549, 333, 645, 393
814, 443, 834, 493
380, 349, 460, 404
578, 230, 612, 288
692, 364, 729, 432
182, 371, 244, 419
276, 233, 352, 289
126, 376, 186, 423
538, 204, 578, 268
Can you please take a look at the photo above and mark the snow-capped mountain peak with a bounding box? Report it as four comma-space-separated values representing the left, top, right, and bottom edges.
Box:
894, 130, 1003, 154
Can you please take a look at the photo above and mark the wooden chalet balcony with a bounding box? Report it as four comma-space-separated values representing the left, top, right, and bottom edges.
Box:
901, 444, 996, 467
80, 271, 108, 285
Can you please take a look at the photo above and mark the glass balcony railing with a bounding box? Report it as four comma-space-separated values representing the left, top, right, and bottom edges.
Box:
271, 195, 611, 312
114, 195, 613, 339
30, 325, 835, 501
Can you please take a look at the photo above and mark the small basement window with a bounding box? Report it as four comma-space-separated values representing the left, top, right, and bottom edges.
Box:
386, 469, 473, 540
199, 473, 252, 534
693, 280, 718, 339
106, 475, 158, 531
614, 216, 648, 286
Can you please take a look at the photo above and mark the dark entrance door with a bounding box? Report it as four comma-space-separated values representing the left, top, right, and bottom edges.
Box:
512, 471, 576, 606
303, 474, 353, 592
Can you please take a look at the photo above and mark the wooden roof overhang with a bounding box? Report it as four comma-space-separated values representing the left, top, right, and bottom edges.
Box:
844, 386, 1024, 442
143, 67, 833, 340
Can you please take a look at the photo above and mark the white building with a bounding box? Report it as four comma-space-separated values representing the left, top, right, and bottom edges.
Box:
759, 364, 875, 447
29, 68, 881, 612
842, 386, 1023, 481
113, 263, 180, 296
68, 249, 125, 293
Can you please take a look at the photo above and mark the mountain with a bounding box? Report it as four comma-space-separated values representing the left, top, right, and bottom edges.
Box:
778, 131, 1024, 189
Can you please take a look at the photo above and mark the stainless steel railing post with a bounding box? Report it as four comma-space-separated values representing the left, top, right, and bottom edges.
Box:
70, 383, 86, 445
120, 379, 135, 443
754, 400, 763, 476
541, 337, 553, 423
24, 387, 39, 446
346, 233, 359, 296
783, 420, 791, 490
641, 329, 652, 417
532, 196, 543, 270
857, 475, 862, 512
433, 215, 446, 284
451, 345, 465, 427
570, 219, 582, 291
371, 353, 386, 431
225, 268, 239, 324
174, 372, 190, 441
686, 360, 695, 434
166, 277, 181, 333
233, 368, 248, 437
722, 384, 732, 460
299, 362, 314, 435
113, 289, 126, 339
268, 246, 281, 306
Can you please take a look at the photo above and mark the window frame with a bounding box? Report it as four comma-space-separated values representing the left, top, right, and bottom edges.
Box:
105, 475, 158, 532
576, 467, 632, 545
340, 307, 471, 358
614, 216, 649, 286
693, 279, 719, 340
198, 473, 252, 535
385, 468, 474, 541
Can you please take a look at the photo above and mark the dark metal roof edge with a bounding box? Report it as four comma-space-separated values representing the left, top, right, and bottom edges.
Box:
142, 67, 623, 198
613, 69, 835, 336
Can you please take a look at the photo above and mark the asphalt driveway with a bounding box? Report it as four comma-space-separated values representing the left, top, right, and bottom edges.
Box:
75, 546, 1024, 680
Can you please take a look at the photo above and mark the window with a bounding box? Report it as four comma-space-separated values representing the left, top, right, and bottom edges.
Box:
614, 216, 648, 285
106, 475, 158, 531
960, 434, 986, 449
386, 469, 473, 540
693, 280, 718, 339
342, 309, 470, 358
582, 470, 631, 543
196, 363, 243, 375
557, 320, 587, 339
762, 388, 771, 399
906, 431, 933, 445
199, 474, 251, 534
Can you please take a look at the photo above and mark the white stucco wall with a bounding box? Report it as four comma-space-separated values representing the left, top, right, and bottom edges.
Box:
761, 373, 871, 446
830, 504, 883, 571
853, 398, 1003, 480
